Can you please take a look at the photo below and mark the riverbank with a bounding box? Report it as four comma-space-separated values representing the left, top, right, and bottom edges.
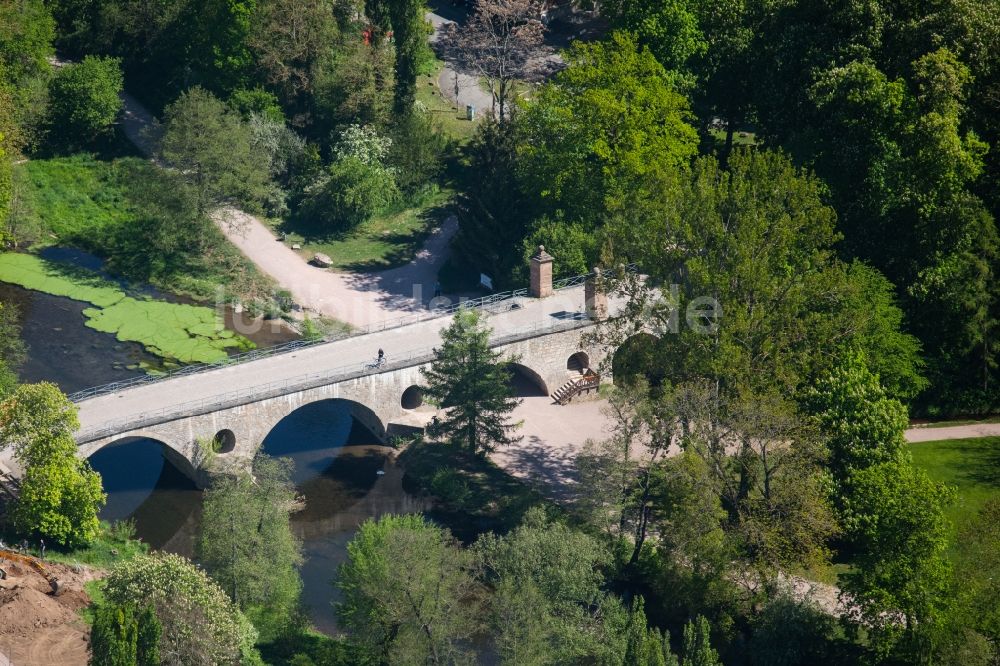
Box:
13, 153, 279, 310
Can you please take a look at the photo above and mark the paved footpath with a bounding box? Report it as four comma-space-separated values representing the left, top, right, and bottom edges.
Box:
426, 10, 495, 115
118, 92, 455, 327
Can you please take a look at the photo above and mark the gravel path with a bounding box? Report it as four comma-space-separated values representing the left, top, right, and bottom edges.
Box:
488, 399, 1000, 502
118, 92, 456, 327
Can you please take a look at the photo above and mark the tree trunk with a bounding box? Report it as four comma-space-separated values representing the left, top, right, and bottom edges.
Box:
628, 469, 653, 565
723, 120, 735, 163
629, 503, 650, 565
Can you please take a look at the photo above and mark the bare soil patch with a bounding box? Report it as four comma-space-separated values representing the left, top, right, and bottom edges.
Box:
0, 560, 98, 665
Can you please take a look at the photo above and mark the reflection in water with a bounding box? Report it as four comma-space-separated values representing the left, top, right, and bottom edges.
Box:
88, 438, 201, 551
0, 282, 157, 393
94, 400, 431, 635
262, 401, 433, 634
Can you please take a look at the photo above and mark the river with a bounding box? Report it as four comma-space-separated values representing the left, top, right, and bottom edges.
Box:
88, 400, 432, 634
0, 248, 299, 394
1, 250, 434, 634
0, 249, 407, 632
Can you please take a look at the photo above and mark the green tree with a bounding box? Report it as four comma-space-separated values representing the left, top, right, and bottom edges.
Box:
89, 602, 160, 666
0, 130, 11, 245
674, 384, 838, 583
388, 0, 426, 114
488, 578, 558, 666
748, 595, 843, 666
949, 498, 1000, 661
300, 155, 398, 230
158, 86, 271, 216
624, 596, 679, 666
450, 120, 531, 287
103, 552, 262, 665
388, 110, 445, 194
517, 31, 698, 240
184, 0, 256, 94
135, 605, 161, 666
313, 35, 395, 135
248, 0, 339, 110
475, 507, 627, 663
47, 55, 123, 145
749, 3, 1000, 409
840, 460, 954, 663
420, 310, 522, 455
198, 454, 303, 641
336, 514, 477, 665
604, 149, 920, 399
603, 0, 705, 75
681, 615, 720, 666
576, 382, 678, 565
0, 302, 25, 397
803, 351, 909, 488
0, 0, 54, 84
89, 603, 138, 666
0, 382, 105, 547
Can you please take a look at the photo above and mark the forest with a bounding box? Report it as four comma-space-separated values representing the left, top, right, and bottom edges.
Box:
1, 0, 999, 664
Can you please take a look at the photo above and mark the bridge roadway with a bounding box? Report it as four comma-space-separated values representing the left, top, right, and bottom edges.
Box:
74, 284, 612, 444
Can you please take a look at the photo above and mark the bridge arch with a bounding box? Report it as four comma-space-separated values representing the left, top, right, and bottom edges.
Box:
567, 351, 590, 373
401, 385, 424, 410
84, 433, 202, 488
261, 396, 387, 449
507, 362, 548, 397
612, 332, 664, 385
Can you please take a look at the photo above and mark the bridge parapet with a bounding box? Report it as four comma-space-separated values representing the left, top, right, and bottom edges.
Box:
74, 316, 600, 444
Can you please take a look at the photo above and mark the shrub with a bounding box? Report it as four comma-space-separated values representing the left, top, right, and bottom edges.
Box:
47, 55, 123, 145
389, 111, 446, 195
302, 156, 399, 231
430, 467, 471, 506
103, 552, 262, 665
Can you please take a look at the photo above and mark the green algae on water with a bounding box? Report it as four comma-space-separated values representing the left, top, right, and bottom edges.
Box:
0, 251, 126, 307
0, 253, 253, 365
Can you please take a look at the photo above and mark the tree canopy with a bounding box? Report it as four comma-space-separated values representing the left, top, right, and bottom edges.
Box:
421, 310, 522, 456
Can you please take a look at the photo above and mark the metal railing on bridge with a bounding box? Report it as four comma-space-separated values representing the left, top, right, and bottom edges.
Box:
67, 264, 637, 405
73, 317, 596, 443
67, 287, 530, 403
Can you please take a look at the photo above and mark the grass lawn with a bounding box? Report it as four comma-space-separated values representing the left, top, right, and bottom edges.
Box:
277, 186, 456, 272
43, 521, 149, 570
416, 61, 479, 143
909, 436, 1000, 530
708, 128, 757, 148
13, 155, 137, 244
12, 154, 277, 307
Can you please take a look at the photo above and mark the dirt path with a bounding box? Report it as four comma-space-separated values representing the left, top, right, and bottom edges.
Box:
118, 92, 456, 327
905, 422, 1000, 443
221, 207, 458, 326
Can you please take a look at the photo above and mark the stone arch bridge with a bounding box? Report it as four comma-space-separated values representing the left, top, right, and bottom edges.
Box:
73, 282, 618, 485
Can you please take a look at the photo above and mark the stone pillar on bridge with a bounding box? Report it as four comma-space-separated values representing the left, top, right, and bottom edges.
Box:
529, 245, 554, 298
585, 267, 608, 321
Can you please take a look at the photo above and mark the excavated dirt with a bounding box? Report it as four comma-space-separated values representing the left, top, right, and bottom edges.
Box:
0, 559, 98, 665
